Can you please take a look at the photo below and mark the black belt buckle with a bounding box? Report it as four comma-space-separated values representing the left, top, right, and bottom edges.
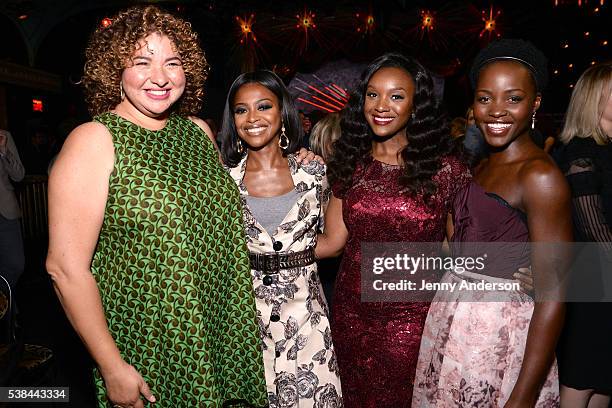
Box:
264, 253, 280, 274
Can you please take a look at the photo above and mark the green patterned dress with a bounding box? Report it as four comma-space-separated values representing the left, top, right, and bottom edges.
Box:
90, 113, 267, 407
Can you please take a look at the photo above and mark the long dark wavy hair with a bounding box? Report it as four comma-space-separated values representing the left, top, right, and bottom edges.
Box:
328, 53, 456, 198
219, 70, 303, 167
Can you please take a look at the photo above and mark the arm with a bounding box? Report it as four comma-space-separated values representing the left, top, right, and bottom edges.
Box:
441, 212, 454, 256
0, 130, 25, 182
505, 162, 572, 407
315, 194, 348, 259
46, 123, 155, 407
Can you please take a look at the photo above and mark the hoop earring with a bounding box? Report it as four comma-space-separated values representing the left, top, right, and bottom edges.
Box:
237, 139, 244, 153
120, 81, 125, 101
531, 111, 536, 130
278, 123, 289, 150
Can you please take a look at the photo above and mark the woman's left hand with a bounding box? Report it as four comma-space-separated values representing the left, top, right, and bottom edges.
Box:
295, 148, 325, 165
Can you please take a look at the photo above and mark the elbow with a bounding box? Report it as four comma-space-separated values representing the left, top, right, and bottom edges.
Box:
329, 246, 344, 258
45, 254, 71, 290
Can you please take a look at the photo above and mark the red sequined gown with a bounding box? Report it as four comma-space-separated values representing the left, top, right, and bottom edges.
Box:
331, 156, 470, 407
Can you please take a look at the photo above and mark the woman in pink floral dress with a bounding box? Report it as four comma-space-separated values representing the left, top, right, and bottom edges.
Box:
413, 40, 571, 408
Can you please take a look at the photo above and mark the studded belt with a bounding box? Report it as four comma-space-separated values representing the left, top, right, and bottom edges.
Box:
249, 248, 316, 274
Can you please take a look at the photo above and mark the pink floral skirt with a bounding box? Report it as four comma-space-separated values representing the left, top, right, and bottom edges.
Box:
412, 271, 559, 407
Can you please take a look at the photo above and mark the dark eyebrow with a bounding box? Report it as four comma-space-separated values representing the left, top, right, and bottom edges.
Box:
234, 98, 273, 106
366, 85, 406, 92
476, 88, 526, 93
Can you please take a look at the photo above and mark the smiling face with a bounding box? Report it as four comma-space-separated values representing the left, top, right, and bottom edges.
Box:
473, 60, 541, 148
119, 33, 186, 121
363, 67, 415, 139
233, 82, 282, 151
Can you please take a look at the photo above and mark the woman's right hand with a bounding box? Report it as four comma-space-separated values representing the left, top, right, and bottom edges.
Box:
101, 361, 156, 407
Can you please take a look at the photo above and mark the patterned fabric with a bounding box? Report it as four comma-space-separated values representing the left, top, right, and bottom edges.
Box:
331, 156, 471, 408
413, 272, 560, 408
228, 154, 343, 408
91, 113, 267, 407
413, 180, 560, 407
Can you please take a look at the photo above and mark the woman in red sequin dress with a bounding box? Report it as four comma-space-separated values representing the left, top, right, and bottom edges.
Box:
316, 54, 470, 407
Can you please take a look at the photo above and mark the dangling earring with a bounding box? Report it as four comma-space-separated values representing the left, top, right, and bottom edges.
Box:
278, 123, 289, 150
531, 111, 536, 130
120, 81, 125, 101
411, 111, 416, 121
237, 139, 244, 153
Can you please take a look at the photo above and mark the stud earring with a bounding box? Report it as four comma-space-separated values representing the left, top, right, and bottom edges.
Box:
278, 123, 289, 150
531, 111, 536, 130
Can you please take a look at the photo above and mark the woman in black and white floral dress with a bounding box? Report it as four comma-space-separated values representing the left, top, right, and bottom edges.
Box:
219, 70, 343, 408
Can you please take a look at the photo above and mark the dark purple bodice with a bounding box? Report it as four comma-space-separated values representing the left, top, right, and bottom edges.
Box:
451, 180, 530, 279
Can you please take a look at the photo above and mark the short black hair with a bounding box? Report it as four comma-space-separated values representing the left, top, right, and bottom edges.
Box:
219, 70, 303, 167
470, 39, 548, 92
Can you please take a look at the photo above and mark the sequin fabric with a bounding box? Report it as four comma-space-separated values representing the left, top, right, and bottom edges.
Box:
331, 156, 470, 408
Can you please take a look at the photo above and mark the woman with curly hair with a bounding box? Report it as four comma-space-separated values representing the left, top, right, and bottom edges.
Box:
45, 6, 267, 408
315, 53, 470, 407
219, 70, 342, 408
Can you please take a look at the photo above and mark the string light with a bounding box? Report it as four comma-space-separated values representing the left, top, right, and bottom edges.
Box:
100, 17, 112, 28
554, 0, 606, 5
296, 10, 316, 30
235, 14, 257, 44
480, 6, 502, 39
421, 10, 435, 31
355, 13, 375, 34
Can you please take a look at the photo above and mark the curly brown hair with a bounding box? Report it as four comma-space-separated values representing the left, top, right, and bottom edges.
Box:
82, 5, 209, 117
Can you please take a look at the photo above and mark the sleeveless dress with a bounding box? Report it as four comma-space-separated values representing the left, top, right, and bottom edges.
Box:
90, 113, 267, 407
412, 180, 559, 407
331, 156, 470, 408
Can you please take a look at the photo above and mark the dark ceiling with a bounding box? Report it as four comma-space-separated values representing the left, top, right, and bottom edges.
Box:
0, 0, 610, 116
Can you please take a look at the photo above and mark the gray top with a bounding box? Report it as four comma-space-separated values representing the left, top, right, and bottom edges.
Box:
246, 189, 301, 236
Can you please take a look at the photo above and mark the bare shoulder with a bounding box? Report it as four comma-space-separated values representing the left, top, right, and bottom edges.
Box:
63, 122, 113, 154
519, 154, 569, 203
54, 121, 114, 174
188, 116, 217, 146
188, 116, 213, 135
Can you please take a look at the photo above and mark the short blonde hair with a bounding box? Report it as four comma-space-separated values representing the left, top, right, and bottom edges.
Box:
309, 112, 341, 162
559, 62, 612, 145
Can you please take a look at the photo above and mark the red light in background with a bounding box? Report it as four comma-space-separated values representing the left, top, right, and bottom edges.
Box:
101, 17, 112, 28
32, 99, 43, 112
